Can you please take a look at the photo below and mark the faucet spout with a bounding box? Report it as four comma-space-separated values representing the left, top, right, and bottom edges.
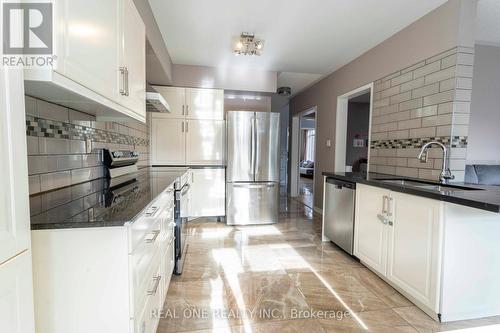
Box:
417, 141, 455, 184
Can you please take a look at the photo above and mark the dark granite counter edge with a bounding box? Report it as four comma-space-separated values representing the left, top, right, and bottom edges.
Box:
322, 172, 500, 213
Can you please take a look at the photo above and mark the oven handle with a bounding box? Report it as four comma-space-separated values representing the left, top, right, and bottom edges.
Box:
180, 183, 190, 196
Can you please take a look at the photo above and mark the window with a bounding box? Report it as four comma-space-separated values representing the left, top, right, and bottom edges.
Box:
305, 129, 315, 161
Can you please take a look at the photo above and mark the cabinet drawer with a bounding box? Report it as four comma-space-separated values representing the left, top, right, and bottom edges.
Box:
131, 244, 161, 318
134, 264, 162, 333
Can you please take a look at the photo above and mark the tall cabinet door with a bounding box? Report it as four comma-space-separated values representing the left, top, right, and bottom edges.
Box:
387, 192, 442, 312
185, 120, 225, 165
254, 112, 280, 182
226, 112, 254, 182
185, 88, 224, 120
54, 0, 120, 101
153, 86, 186, 118
354, 184, 390, 276
0, 68, 30, 263
151, 116, 185, 165
120, 0, 146, 118
188, 168, 225, 217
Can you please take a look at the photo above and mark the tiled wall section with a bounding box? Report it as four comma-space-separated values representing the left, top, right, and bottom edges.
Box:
26, 96, 149, 195
370, 47, 474, 181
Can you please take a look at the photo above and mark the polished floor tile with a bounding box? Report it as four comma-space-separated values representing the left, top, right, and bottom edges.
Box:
157, 197, 499, 333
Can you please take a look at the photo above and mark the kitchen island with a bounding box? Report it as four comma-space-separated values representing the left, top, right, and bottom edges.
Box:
323, 172, 500, 322
31, 167, 189, 333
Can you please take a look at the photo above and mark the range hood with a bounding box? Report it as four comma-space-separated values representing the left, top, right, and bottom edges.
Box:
146, 92, 170, 113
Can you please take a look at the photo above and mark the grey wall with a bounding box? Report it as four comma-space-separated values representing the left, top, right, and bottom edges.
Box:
467, 44, 500, 164
26, 96, 149, 195
172, 64, 277, 93
346, 102, 370, 167
290, 0, 477, 209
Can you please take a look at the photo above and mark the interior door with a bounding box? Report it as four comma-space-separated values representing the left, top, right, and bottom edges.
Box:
254, 112, 280, 182
185, 88, 224, 120
120, 0, 145, 118
226, 111, 254, 182
54, 0, 120, 101
387, 192, 442, 312
151, 116, 185, 165
152, 86, 185, 118
185, 120, 225, 165
354, 184, 389, 276
0, 68, 31, 264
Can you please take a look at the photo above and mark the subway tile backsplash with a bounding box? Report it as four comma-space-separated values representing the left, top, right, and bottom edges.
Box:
26, 96, 150, 194
370, 46, 474, 181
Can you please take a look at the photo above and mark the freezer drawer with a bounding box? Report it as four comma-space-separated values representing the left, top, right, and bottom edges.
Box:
226, 182, 279, 225
324, 178, 356, 254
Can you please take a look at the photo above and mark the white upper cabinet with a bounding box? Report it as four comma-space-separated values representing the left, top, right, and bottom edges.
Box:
152, 86, 186, 118
0, 68, 31, 264
119, 0, 146, 119
354, 184, 389, 276
185, 119, 225, 165
151, 116, 185, 165
185, 88, 224, 120
24, 0, 146, 123
53, 0, 120, 102
386, 192, 442, 312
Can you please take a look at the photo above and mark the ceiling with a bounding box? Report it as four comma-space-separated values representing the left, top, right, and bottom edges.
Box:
149, 0, 448, 95
476, 0, 500, 46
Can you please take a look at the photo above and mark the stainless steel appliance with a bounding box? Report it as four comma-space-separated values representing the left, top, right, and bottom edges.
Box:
324, 177, 356, 255
173, 169, 191, 275
103, 149, 139, 179
226, 111, 280, 225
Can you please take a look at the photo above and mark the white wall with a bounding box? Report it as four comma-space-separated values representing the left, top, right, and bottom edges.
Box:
467, 44, 500, 164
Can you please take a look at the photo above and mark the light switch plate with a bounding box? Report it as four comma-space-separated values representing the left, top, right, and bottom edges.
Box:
326, 139, 331, 147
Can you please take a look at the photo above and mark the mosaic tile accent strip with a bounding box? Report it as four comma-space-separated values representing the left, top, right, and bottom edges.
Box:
371, 136, 468, 149
26, 115, 149, 147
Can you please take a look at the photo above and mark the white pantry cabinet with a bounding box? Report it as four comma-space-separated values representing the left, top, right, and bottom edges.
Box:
185, 119, 225, 165
185, 88, 224, 120
0, 67, 35, 333
151, 116, 186, 165
188, 168, 226, 218
24, 0, 146, 123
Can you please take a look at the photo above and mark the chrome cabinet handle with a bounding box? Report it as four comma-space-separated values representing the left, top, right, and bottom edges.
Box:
144, 206, 159, 217
387, 197, 393, 217
124, 67, 129, 96
145, 230, 160, 243
182, 122, 184, 132
119, 67, 127, 95
182, 105, 185, 116
186, 121, 188, 132
186, 105, 189, 116
382, 195, 389, 214
147, 276, 161, 296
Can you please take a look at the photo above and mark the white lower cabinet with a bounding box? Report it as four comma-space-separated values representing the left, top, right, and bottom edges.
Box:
0, 251, 36, 333
32, 188, 176, 333
188, 168, 226, 218
355, 184, 442, 318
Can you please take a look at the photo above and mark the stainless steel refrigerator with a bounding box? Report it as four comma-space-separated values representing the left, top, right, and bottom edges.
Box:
226, 111, 280, 225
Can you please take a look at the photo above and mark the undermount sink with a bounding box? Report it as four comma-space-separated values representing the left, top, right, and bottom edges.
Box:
374, 178, 482, 192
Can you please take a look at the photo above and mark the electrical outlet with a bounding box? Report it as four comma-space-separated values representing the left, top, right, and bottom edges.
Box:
326, 139, 331, 147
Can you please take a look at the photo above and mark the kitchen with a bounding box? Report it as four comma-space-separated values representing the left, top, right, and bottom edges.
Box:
2, 1, 500, 333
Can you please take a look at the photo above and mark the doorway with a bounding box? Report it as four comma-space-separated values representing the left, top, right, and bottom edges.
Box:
335, 83, 373, 173
290, 107, 316, 209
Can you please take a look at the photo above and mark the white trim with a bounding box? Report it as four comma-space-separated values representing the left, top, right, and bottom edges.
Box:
334, 83, 374, 172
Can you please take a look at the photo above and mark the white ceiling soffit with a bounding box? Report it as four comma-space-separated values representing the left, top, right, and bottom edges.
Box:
149, 0, 447, 94
277, 72, 323, 97
476, 0, 500, 46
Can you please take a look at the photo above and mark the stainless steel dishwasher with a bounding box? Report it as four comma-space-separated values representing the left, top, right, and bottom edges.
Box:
324, 177, 356, 255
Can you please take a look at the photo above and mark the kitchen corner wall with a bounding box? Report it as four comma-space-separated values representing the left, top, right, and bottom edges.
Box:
25, 96, 150, 195
370, 46, 474, 181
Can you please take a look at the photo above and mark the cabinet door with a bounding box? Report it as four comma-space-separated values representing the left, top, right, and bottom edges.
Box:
185, 119, 225, 165
354, 184, 389, 276
0, 252, 35, 333
188, 168, 225, 217
120, 0, 146, 118
152, 86, 186, 118
387, 192, 442, 312
0, 68, 30, 263
151, 116, 185, 165
185, 88, 224, 120
54, 0, 120, 101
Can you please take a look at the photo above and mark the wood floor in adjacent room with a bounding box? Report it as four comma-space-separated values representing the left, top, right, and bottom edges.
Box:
157, 198, 500, 333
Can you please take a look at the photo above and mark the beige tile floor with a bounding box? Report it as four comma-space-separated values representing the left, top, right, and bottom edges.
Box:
157, 198, 500, 333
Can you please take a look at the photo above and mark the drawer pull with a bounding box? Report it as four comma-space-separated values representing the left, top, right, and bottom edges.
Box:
147, 276, 162, 296
145, 230, 160, 243
144, 206, 160, 217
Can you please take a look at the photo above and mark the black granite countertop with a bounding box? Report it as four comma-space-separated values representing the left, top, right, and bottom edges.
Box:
322, 172, 500, 213
30, 167, 189, 230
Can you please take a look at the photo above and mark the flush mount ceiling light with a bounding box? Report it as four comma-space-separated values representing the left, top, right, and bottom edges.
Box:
234, 33, 264, 56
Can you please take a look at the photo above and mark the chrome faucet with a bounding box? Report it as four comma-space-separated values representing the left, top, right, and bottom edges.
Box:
417, 141, 455, 184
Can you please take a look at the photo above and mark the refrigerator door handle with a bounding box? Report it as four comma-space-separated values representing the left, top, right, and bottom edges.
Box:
251, 115, 257, 179
233, 183, 275, 189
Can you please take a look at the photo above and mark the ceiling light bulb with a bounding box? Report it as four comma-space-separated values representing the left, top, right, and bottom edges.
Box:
256, 42, 262, 50
236, 41, 243, 49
